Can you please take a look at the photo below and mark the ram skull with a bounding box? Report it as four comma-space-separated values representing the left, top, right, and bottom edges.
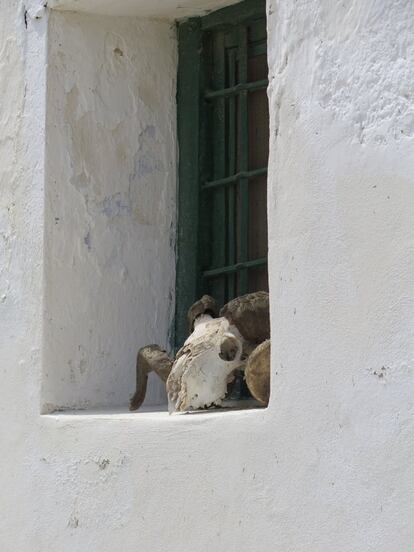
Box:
130, 291, 270, 413
166, 314, 245, 412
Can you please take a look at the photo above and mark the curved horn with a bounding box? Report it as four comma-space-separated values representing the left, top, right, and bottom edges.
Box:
220, 291, 270, 344
129, 345, 173, 411
187, 295, 219, 333
245, 339, 270, 405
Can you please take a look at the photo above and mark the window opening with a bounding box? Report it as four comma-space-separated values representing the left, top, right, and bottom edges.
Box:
176, 0, 269, 350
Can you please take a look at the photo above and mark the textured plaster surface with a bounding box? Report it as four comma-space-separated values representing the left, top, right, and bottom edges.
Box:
0, 0, 48, 547
267, 0, 414, 549
0, 1, 413, 551
42, 12, 177, 411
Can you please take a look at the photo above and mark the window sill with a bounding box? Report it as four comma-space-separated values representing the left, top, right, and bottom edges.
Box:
42, 402, 267, 423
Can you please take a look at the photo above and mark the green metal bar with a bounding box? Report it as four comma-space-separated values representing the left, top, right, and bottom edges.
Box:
227, 48, 237, 299
211, 30, 227, 305
205, 79, 268, 99
203, 257, 267, 279
249, 42, 267, 57
202, 167, 268, 191
238, 25, 249, 294
249, 18, 267, 43
197, 29, 214, 305
175, 19, 202, 349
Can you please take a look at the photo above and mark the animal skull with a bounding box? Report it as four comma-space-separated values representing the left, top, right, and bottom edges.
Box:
129, 292, 271, 413
167, 314, 245, 412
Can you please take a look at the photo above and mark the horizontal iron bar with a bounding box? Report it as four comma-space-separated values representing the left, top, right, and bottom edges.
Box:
202, 257, 267, 279
249, 42, 267, 57
205, 79, 268, 100
202, 167, 268, 191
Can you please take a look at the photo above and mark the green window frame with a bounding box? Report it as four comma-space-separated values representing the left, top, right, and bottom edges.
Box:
175, 0, 269, 348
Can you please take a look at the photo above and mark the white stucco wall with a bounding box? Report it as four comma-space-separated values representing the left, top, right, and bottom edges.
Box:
0, 1, 413, 551
42, 12, 177, 411
0, 0, 48, 546
266, 0, 414, 548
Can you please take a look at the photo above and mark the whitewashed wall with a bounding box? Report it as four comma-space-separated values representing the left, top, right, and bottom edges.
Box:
0, 1, 413, 551
0, 0, 48, 546
266, 0, 414, 548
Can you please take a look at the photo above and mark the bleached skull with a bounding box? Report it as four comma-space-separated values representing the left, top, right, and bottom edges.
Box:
166, 314, 245, 412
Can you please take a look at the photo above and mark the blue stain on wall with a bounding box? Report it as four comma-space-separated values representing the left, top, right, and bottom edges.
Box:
134, 156, 163, 178
99, 193, 131, 218
84, 231, 92, 250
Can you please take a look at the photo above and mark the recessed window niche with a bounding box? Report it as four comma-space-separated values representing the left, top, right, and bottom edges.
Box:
42, 0, 270, 415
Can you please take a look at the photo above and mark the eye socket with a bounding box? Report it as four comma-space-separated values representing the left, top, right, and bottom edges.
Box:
219, 336, 239, 362
219, 348, 237, 361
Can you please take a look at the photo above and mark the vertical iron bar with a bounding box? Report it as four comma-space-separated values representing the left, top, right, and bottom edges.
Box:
238, 24, 249, 295
227, 48, 237, 300
175, 20, 202, 350
198, 30, 213, 303
211, 30, 227, 306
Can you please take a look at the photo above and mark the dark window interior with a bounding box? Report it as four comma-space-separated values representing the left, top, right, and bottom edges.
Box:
176, 0, 268, 349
